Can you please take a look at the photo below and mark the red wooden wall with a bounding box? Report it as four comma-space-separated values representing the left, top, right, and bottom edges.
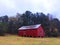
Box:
18, 26, 45, 37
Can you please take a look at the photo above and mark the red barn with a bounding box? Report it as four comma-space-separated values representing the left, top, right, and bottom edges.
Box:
18, 24, 45, 37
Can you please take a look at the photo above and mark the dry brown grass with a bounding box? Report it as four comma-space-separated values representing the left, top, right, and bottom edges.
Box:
0, 35, 60, 45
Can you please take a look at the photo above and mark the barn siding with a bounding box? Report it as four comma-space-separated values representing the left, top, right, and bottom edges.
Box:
18, 29, 38, 37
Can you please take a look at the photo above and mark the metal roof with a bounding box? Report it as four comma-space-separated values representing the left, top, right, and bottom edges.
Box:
18, 24, 41, 30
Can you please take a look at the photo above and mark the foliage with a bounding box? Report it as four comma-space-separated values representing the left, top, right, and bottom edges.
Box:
0, 11, 60, 37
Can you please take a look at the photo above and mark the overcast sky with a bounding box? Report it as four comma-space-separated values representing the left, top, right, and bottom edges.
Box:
0, 0, 60, 19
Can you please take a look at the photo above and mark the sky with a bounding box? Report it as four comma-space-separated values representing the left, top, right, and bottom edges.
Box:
0, 0, 60, 19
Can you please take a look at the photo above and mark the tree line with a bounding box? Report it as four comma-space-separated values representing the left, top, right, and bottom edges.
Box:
0, 11, 60, 37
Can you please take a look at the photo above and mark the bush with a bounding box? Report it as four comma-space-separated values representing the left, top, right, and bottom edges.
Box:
51, 32, 59, 37
0, 30, 5, 36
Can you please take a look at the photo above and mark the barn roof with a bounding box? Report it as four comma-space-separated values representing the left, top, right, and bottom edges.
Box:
18, 24, 41, 30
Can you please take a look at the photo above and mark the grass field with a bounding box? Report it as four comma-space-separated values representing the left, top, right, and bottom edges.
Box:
0, 35, 60, 45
